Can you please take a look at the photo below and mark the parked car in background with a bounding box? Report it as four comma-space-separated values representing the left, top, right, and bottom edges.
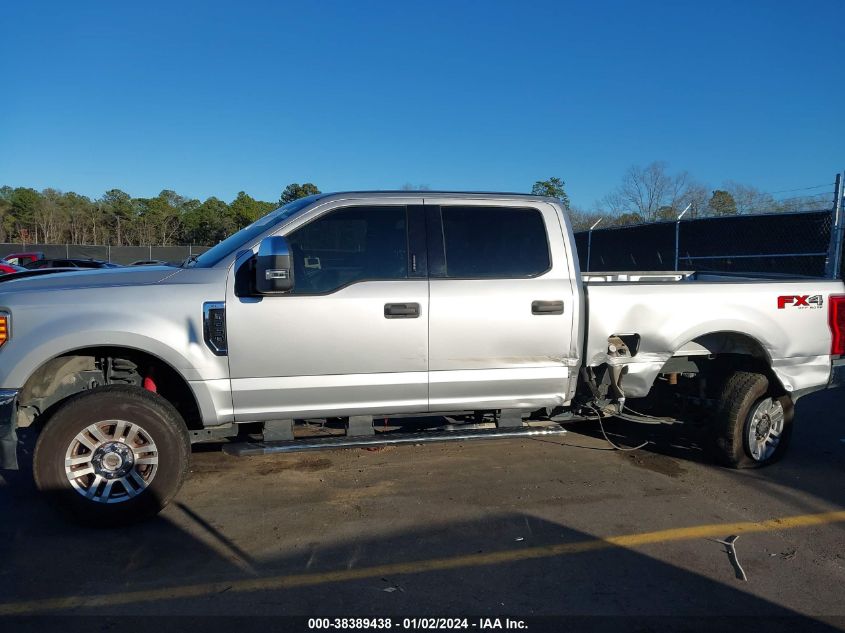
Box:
129, 260, 170, 266
24, 258, 122, 270
0, 268, 77, 283
0, 263, 27, 275
2, 252, 45, 267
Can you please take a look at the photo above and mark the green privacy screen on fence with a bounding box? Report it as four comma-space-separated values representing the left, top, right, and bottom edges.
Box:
0, 244, 209, 266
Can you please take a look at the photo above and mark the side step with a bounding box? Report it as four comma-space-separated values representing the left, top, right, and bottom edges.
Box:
222, 424, 566, 457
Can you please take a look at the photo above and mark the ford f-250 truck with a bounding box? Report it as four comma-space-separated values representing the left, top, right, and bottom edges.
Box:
0, 192, 842, 524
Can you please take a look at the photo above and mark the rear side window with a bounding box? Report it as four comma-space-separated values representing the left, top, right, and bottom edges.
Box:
440, 206, 550, 278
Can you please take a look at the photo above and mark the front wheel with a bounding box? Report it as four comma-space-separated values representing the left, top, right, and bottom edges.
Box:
33, 385, 190, 526
712, 371, 794, 469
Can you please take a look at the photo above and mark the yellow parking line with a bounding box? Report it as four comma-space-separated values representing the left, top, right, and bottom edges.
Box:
2, 509, 844, 615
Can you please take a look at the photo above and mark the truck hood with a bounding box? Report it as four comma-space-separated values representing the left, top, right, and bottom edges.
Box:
0, 266, 182, 293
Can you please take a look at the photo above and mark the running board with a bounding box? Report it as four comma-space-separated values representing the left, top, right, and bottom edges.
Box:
222, 424, 567, 457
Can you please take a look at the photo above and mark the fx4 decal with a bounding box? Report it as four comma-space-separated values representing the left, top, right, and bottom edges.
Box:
777, 295, 824, 309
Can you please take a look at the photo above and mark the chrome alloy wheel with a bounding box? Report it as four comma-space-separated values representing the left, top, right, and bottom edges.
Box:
64, 420, 158, 503
746, 397, 785, 462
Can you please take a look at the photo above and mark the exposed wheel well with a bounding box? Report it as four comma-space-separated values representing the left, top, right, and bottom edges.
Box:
17, 346, 202, 431
658, 331, 785, 397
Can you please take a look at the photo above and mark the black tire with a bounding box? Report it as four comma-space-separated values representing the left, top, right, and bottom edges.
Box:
33, 385, 190, 526
712, 371, 793, 469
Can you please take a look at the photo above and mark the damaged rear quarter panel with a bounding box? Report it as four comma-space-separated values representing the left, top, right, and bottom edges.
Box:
585, 280, 839, 397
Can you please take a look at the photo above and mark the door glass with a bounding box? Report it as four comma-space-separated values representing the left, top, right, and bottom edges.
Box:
441, 206, 550, 278
287, 206, 408, 294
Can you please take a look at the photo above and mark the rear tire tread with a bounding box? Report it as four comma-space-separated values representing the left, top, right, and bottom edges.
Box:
712, 370, 793, 469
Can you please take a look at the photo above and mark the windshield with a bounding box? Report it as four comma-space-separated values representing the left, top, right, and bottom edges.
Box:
186, 196, 317, 268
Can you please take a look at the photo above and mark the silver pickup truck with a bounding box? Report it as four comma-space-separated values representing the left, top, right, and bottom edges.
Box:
0, 191, 842, 524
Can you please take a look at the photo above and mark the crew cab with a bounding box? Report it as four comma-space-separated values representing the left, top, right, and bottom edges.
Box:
0, 192, 841, 525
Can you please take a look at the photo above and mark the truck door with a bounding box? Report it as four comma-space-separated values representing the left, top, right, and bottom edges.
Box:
225, 200, 429, 421
425, 199, 578, 412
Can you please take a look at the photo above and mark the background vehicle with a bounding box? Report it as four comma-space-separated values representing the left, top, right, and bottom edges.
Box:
2, 252, 45, 267
0, 268, 78, 283
129, 260, 170, 266
0, 263, 27, 275
24, 258, 122, 269
0, 191, 841, 525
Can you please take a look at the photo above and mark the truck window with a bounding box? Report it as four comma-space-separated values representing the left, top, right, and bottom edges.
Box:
287, 205, 408, 294
441, 206, 550, 278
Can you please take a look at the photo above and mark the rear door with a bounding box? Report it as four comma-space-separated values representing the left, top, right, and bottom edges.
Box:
426, 199, 578, 411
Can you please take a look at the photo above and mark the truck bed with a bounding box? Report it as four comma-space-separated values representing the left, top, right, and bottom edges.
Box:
582, 274, 840, 399
582, 270, 825, 283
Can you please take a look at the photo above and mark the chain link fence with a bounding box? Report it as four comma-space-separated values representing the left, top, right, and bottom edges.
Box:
0, 244, 209, 266
575, 208, 838, 278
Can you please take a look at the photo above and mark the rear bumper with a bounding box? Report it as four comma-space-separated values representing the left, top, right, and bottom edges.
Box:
0, 389, 18, 470
791, 358, 845, 402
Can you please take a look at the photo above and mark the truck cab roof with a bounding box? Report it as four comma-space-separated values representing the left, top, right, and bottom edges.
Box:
305, 191, 561, 205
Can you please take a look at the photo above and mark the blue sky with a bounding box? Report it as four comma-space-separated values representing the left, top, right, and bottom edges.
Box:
1, 0, 842, 209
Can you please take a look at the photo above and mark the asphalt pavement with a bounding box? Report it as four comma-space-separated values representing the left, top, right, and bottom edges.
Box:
0, 389, 843, 630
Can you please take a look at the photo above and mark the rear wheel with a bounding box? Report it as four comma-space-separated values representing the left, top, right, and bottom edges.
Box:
33, 385, 190, 526
712, 371, 793, 468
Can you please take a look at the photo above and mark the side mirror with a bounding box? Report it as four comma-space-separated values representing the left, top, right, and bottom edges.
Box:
255, 236, 294, 294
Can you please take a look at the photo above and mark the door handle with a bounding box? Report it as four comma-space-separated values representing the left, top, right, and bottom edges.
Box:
384, 303, 420, 319
532, 300, 564, 315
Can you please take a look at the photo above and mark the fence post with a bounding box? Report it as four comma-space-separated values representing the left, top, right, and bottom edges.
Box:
149, 245, 152, 260
674, 204, 691, 271
108, 245, 111, 263
587, 218, 603, 272
827, 173, 844, 279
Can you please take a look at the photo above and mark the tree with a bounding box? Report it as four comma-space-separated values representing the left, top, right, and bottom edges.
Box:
10, 187, 41, 241
135, 190, 196, 246
567, 207, 604, 231
603, 161, 691, 222
279, 183, 320, 205
55, 192, 94, 244
0, 187, 12, 242
531, 177, 570, 210
678, 182, 710, 219
774, 195, 828, 213
100, 189, 136, 245
722, 181, 775, 215
709, 190, 738, 216
183, 197, 235, 245
616, 212, 644, 226
32, 188, 66, 244
230, 191, 275, 229
0, 183, 283, 247
654, 206, 677, 221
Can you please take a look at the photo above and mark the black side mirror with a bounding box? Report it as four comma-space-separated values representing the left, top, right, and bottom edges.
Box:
255, 236, 294, 294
